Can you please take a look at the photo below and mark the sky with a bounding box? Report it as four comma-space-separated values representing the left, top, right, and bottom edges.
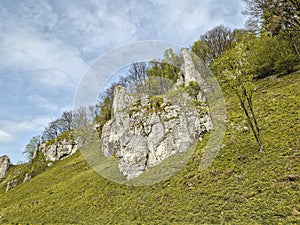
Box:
0, 0, 247, 163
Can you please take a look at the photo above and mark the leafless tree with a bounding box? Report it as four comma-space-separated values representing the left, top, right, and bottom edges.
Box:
200, 25, 234, 59
72, 107, 91, 129
61, 111, 73, 130
42, 120, 60, 141
127, 62, 148, 93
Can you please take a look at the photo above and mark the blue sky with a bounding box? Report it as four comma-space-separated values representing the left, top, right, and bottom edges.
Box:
0, 0, 247, 163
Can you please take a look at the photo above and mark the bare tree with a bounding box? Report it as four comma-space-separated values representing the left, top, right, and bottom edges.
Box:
61, 111, 73, 130
72, 107, 91, 129
200, 25, 234, 59
127, 62, 148, 93
42, 120, 60, 141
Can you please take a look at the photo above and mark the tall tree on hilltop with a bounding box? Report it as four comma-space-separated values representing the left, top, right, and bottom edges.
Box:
199, 25, 234, 59
61, 111, 73, 131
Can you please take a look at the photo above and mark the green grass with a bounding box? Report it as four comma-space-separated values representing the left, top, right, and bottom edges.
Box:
0, 71, 299, 224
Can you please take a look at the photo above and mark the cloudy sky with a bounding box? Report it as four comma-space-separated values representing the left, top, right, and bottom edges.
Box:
0, 0, 247, 163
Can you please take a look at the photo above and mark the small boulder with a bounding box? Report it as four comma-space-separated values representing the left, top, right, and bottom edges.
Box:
23, 173, 32, 183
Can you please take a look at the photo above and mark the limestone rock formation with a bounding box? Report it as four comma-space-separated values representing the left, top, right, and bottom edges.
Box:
38, 137, 82, 162
23, 173, 32, 183
6, 179, 17, 192
0, 155, 10, 179
101, 49, 213, 179
180, 48, 210, 102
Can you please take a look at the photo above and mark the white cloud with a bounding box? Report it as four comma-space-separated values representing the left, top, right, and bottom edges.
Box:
0, 130, 14, 144
0, 27, 87, 88
27, 95, 60, 112
0, 116, 52, 135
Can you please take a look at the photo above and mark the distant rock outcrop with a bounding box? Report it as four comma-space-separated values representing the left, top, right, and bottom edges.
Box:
0, 155, 10, 179
37, 138, 82, 162
5, 179, 17, 192
101, 48, 213, 179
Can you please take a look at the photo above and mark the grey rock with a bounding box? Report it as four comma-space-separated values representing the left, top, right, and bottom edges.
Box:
101, 48, 213, 180
39, 138, 79, 162
23, 173, 31, 183
101, 89, 212, 180
6, 179, 17, 192
181, 48, 210, 102
0, 155, 10, 179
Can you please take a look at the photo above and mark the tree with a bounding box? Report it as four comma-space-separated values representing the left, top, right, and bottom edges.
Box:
61, 111, 73, 131
146, 60, 177, 95
213, 38, 263, 151
42, 120, 61, 141
94, 96, 113, 136
127, 62, 148, 93
242, 0, 300, 55
192, 40, 212, 63
247, 32, 299, 77
23, 135, 41, 160
199, 25, 234, 59
243, 0, 300, 34
145, 48, 182, 95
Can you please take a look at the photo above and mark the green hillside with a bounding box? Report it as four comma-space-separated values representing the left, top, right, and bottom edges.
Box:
0, 71, 299, 224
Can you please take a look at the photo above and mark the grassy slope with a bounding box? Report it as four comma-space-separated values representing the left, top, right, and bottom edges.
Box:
0, 71, 299, 224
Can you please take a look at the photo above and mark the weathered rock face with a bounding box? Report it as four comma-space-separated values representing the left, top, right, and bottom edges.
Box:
38, 138, 81, 162
181, 48, 209, 102
101, 49, 213, 179
0, 155, 10, 179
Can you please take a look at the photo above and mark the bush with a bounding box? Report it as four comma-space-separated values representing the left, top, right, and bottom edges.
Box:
248, 33, 299, 78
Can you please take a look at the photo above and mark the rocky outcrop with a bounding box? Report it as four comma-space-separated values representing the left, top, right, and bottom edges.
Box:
23, 173, 32, 183
0, 155, 10, 179
6, 179, 17, 192
101, 49, 213, 179
38, 138, 81, 162
180, 48, 210, 102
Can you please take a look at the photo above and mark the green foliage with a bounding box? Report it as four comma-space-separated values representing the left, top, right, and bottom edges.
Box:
94, 97, 112, 136
144, 75, 173, 95
0, 71, 299, 224
22, 135, 41, 161
1, 150, 48, 193
212, 31, 300, 79
191, 40, 212, 63
247, 32, 299, 78
186, 81, 201, 100
213, 37, 263, 151
147, 48, 182, 85
243, 0, 300, 35
149, 95, 164, 111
